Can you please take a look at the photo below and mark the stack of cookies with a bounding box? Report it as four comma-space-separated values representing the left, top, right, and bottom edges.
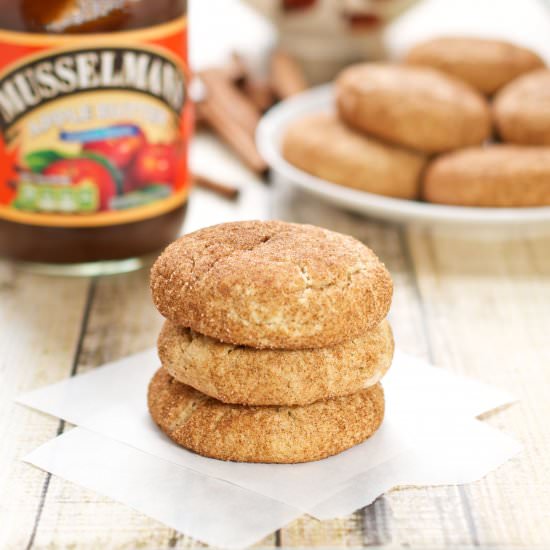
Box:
148, 220, 394, 464
282, 36, 550, 208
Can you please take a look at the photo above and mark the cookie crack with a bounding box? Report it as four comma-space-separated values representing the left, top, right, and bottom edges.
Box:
299, 265, 313, 289
172, 393, 211, 431
209, 409, 231, 434
189, 241, 219, 281
295, 263, 368, 293
188, 234, 276, 283
225, 265, 372, 329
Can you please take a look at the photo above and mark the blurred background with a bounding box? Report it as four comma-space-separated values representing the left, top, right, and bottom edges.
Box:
187, 0, 550, 234
191, 0, 550, 76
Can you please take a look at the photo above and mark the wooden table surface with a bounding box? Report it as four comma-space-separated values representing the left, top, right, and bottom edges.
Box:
1, 135, 550, 549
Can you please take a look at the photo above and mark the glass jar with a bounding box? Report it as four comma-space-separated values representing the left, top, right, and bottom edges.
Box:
0, 0, 191, 274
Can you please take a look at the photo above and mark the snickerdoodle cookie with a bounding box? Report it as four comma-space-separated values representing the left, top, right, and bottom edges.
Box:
493, 69, 550, 145
336, 63, 491, 153
151, 221, 393, 350
158, 319, 394, 406
423, 145, 550, 207
405, 37, 544, 95
148, 368, 385, 463
282, 113, 426, 199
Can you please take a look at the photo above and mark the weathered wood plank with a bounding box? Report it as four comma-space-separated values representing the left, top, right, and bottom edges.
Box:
0, 263, 89, 549
278, 515, 364, 548
28, 271, 183, 549
405, 229, 550, 546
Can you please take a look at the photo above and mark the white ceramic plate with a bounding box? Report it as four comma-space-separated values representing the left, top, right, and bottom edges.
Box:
257, 84, 550, 228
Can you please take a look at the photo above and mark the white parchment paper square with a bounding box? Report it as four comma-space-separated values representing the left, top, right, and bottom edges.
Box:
23, 417, 521, 547
24, 428, 302, 549
310, 417, 522, 519
19, 349, 514, 511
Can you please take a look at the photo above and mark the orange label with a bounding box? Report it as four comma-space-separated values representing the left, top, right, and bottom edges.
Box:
0, 17, 191, 228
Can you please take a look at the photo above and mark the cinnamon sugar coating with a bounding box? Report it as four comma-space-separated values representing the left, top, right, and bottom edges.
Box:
148, 368, 385, 464
158, 319, 394, 406
151, 221, 393, 349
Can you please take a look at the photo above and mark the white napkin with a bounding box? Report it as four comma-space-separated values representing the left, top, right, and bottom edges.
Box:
24, 428, 302, 549
310, 417, 521, 519
19, 349, 520, 547
23, 416, 520, 547
18, 349, 512, 511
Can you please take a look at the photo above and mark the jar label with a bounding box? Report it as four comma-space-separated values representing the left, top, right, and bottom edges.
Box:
0, 17, 191, 227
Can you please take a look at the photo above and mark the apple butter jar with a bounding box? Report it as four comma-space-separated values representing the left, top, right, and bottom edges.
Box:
0, 0, 191, 274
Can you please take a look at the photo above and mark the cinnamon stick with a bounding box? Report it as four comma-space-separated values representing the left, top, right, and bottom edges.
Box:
198, 68, 261, 135
225, 52, 276, 112
225, 52, 248, 85
242, 78, 276, 112
196, 67, 267, 174
193, 173, 240, 201
196, 99, 267, 174
193, 104, 206, 128
270, 50, 308, 100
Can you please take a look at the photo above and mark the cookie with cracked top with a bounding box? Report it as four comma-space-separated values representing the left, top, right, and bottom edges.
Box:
150, 220, 393, 349
336, 63, 491, 153
158, 319, 394, 406
147, 367, 385, 463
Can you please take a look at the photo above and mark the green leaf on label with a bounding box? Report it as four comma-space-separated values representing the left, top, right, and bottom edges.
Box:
140, 183, 173, 195
24, 150, 67, 172
80, 151, 124, 195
